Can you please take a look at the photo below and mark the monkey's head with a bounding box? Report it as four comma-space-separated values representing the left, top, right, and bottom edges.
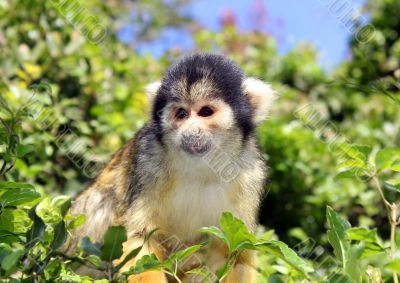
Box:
146, 54, 276, 158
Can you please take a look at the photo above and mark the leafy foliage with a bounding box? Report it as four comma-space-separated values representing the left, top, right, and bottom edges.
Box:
1, 0, 400, 281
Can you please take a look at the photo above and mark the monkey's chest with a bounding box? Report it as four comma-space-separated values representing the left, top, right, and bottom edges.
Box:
160, 180, 238, 241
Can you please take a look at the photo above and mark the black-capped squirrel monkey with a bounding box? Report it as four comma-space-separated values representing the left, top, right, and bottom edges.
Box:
67, 53, 277, 282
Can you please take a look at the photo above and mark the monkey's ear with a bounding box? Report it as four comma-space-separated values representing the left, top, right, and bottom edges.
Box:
144, 81, 162, 107
242, 77, 277, 124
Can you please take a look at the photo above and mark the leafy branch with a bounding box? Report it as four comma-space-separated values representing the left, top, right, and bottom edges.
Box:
335, 145, 400, 282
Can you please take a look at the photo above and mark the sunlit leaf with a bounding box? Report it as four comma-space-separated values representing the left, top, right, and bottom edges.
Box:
164, 243, 205, 271
375, 148, 400, 172
1, 189, 40, 207
51, 195, 71, 217
326, 206, 351, 262
347, 227, 379, 243
255, 240, 313, 277
68, 214, 85, 230
385, 259, 400, 272
36, 197, 62, 224
126, 254, 161, 275
219, 212, 257, 252
198, 226, 227, 242
334, 170, 357, 180
326, 206, 363, 282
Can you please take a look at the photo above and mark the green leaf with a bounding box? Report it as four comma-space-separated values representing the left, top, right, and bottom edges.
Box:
0, 249, 24, 274
126, 254, 161, 274
362, 242, 385, 258
326, 206, 351, 261
15, 144, 34, 157
0, 209, 30, 236
26, 207, 46, 248
100, 226, 127, 262
164, 243, 206, 271
51, 221, 67, 250
326, 206, 363, 282
385, 259, 400, 272
375, 148, 400, 172
259, 230, 275, 241
347, 227, 378, 242
0, 182, 34, 190
347, 228, 384, 258
336, 144, 371, 163
198, 226, 227, 242
79, 237, 101, 256
114, 229, 159, 273
219, 212, 257, 252
255, 240, 313, 277
36, 197, 62, 224
384, 178, 400, 192
0, 230, 23, 244
68, 214, 85, 230
44, 259, 62, 279
1, 189, 40, 207
0, 209, 14, 232
344, 243, 364, 281
354, 145, 372, 161
51, 195, 71, 217
334, 145, 372, 177
334, 170, 357, 180
336, 159, 366, 171
391, 162, 400, 172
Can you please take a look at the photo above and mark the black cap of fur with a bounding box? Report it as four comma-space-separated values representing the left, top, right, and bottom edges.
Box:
152, 53, 255, 140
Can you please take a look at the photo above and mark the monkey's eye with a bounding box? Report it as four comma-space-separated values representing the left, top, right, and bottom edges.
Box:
175, 108, 188, 120
198, 106, 214, 117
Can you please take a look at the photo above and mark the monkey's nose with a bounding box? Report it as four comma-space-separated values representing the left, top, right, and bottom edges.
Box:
180, 134, 211, 155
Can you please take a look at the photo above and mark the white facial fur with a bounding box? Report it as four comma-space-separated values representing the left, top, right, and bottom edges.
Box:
160, 99, 239, 160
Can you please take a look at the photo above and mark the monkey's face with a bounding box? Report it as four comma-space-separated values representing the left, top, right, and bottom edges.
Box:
160, 97, 238, 156
146, 54, 277, 159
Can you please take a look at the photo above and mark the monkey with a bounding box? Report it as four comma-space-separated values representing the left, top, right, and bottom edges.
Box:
66, 53, 277, 282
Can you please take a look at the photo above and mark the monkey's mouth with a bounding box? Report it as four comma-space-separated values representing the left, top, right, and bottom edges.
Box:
180, 135, 212, 156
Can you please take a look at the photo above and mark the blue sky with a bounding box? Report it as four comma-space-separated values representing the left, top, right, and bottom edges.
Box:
120, 0, 367, 70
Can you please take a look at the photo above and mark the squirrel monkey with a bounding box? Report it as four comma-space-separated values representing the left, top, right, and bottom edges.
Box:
67, 54, 276, 282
